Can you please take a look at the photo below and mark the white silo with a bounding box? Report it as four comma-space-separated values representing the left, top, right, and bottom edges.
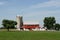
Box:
16, 15, 23, 30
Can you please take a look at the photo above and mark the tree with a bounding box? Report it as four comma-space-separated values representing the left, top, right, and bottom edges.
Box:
44, 17, 56, 30
54, 23, 60, 31
2, 19, 17, 31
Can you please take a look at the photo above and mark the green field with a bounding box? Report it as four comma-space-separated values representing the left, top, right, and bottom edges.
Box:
0, 31, 60, 40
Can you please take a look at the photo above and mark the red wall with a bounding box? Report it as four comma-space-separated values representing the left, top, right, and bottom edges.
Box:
23, 24, 40, 29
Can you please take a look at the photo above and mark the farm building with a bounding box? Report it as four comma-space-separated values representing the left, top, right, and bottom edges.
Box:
22, 22, 40, 31
16, 15, 46, 31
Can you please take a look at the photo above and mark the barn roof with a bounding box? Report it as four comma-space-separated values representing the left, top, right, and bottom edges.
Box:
23, 22, 39, 25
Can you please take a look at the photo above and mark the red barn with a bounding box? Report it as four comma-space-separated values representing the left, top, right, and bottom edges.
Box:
22, 22, 40, 31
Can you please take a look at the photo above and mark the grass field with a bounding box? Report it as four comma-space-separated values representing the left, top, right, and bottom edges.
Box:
0, 31, 60, 40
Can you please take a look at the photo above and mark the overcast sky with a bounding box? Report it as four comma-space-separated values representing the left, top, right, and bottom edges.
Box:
0, 0, 60, 27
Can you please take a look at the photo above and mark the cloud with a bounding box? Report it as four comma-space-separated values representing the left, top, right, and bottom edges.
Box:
22, 0, 60, 17
0, 2, 6, 5
21, 0, 60, 12
28, 0, 60, 9
23, 10, 60, 18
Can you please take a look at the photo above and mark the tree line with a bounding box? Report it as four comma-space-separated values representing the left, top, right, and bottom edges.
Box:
1, 17, 60, 31
2, 19, 17, 31
44, 17, 60, 31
